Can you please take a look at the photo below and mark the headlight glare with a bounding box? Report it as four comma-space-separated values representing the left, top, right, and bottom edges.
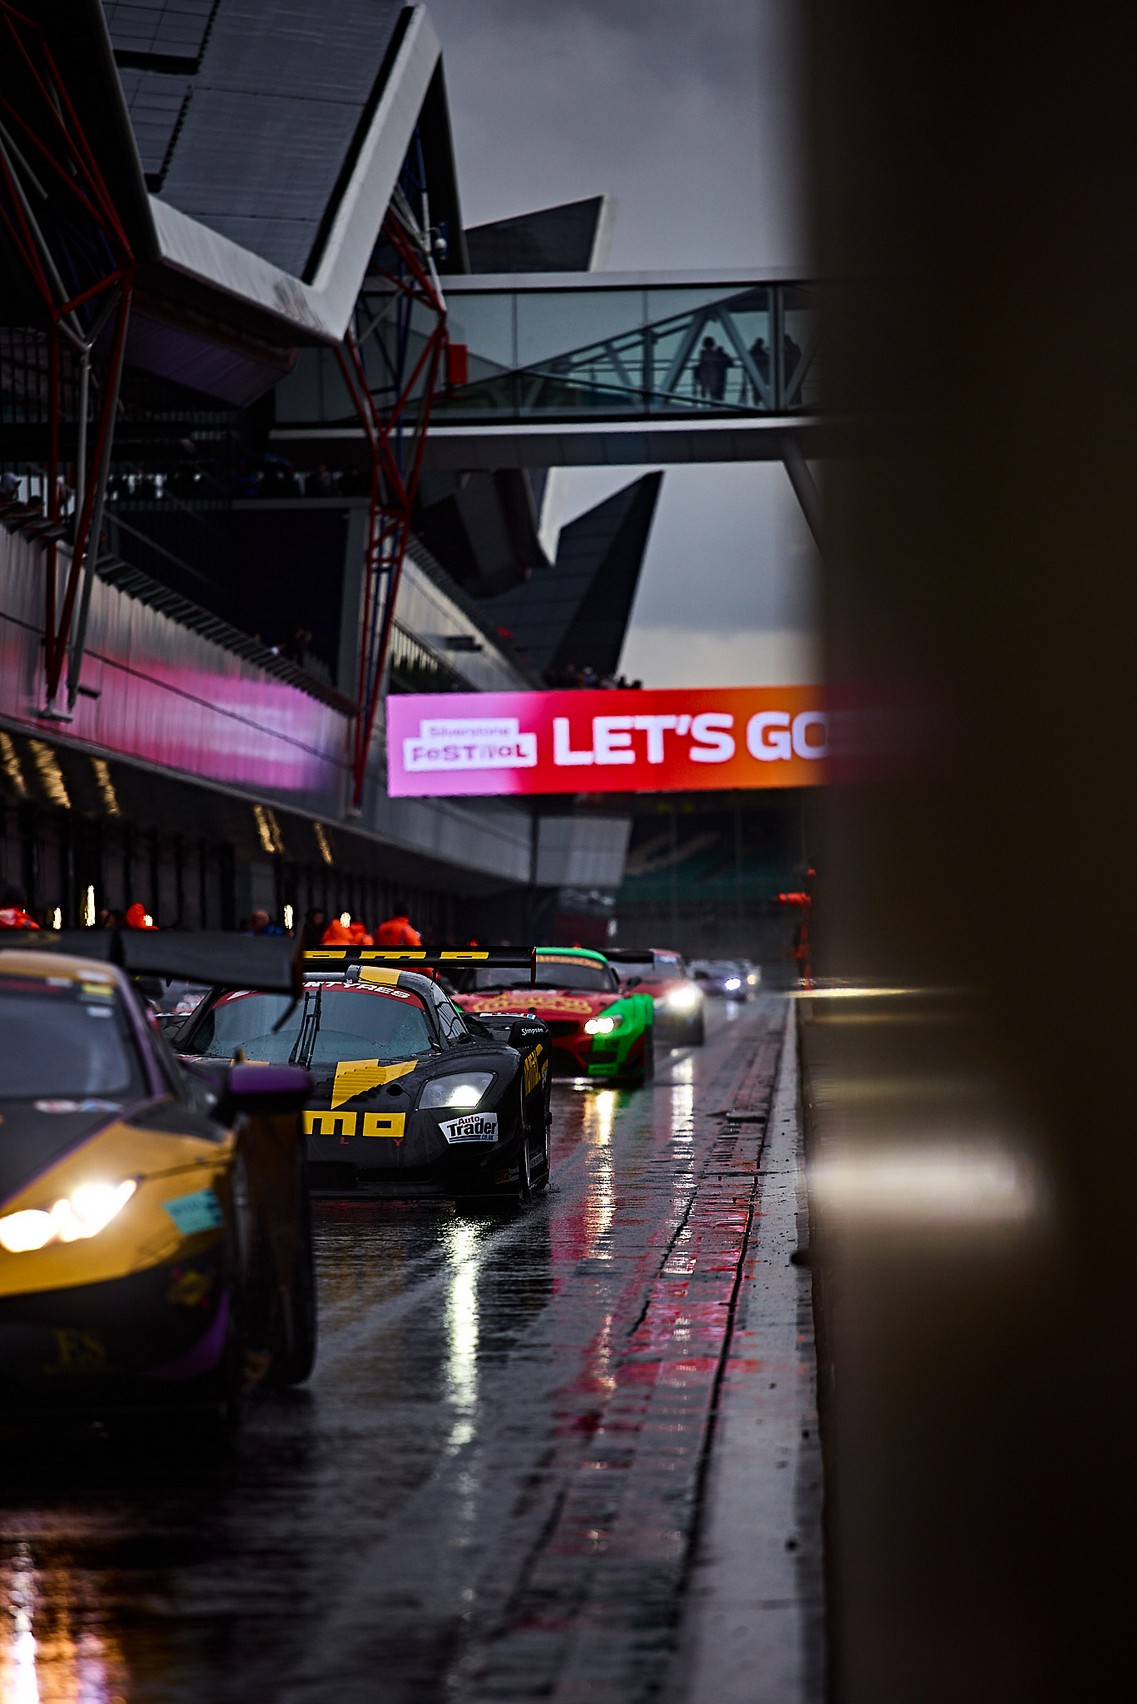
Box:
724, 977, 742, 991
419, 1071, 495, 1110
665, 984, 702, 1011
584, 1013, 622, 1036
0, 1179, 136, 1254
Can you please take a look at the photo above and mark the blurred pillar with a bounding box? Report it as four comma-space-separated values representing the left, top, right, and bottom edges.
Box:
806, 4, 1137, 1698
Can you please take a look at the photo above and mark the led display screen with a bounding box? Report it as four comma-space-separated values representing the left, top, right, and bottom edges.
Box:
386, 687, 828, 797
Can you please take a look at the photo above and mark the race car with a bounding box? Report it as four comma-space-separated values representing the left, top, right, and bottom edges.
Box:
173, 949, 553, 1201
450, 946, 656, 1086
689, 958, 760, 998
604, 947, 706, 1045
0, 931, 314, 1424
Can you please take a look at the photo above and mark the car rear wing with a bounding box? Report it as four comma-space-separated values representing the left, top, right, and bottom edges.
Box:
603, 948, 664, 966
304, 946, 539, 984
0, 929, 303, 995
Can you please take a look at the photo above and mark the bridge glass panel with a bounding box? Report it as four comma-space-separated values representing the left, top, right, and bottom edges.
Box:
430, 281, 817, 425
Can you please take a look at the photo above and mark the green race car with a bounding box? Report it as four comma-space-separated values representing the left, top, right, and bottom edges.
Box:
453, 947, 656, 1086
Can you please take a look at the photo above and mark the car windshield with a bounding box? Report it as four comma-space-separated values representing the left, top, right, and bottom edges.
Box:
0, 974, 143, 1101
189, 985, 433, 1065
618, 958, 656, 979
470, 958, 614, 993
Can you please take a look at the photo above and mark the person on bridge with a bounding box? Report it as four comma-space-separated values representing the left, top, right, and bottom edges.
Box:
375, 909, 422, 947
694, 337, 732, 402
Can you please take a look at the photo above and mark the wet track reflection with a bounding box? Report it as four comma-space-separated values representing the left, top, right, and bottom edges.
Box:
0, 996, 785, 1704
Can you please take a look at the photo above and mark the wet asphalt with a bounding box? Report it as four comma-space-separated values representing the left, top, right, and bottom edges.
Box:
0, 996, 791, 1704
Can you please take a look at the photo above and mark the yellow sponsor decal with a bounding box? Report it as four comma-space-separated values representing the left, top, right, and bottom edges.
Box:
304, 1110, 356, 1138
358, 966, 401, 986
362, 1111, 406, 1140
46, 1328, 107, 1375
303, 1109, 407, 1141
167, 1267, 214, 1309
330, 1057, 417, 1108
522, 1046, 546, 1095
469, 993, 593, 1017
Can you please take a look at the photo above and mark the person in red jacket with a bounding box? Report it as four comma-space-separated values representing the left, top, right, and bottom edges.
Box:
124, 902, 157, 929
0, 884, 38, 930
375, 910, 422, 947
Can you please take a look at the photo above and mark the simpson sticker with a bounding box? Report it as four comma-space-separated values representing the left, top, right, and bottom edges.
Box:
162, 1188, 225, 1236
440, 1111, 500, 1144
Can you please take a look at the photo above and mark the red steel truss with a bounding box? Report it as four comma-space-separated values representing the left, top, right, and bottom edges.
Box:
334, 207, 448, 811
0, 3, 135, 714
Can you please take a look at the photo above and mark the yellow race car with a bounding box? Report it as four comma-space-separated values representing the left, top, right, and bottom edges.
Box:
0, 932, 313, 1425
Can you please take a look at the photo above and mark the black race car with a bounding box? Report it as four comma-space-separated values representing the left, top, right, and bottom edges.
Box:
0, 930, 314, 1425
174, 949, 552, 1201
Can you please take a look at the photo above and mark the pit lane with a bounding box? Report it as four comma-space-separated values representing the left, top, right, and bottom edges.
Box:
0, 994, 819, 1703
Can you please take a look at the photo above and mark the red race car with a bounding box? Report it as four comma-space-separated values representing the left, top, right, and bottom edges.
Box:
604, 947, 706, 1045
451, 947, 656, 1087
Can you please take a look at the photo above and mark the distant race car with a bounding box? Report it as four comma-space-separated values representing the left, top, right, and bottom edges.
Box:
688, 958, 760, 998
605, 947, 705, 1045
0, 931, 314, 1425
174, 949, 552, 1201
450, 946, 655, 1086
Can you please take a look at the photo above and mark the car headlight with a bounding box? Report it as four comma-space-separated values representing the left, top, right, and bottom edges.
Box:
584, 1013, 623, 1036
419, 1072, 495, 1110
747, 972, 759, 986
724, 977, 742, 991
0, 1180, 137, 1254
664, 984, 703, 1011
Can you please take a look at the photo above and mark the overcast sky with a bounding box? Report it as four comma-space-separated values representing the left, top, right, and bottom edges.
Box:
424, 0, 818, 687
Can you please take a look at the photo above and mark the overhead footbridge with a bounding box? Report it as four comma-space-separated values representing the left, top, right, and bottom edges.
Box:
273, 268, 832, 462
272, 267, 835, 544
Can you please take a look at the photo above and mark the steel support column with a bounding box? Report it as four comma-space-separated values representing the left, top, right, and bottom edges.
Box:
335, 196, 448, 812
0, 3, 136, 715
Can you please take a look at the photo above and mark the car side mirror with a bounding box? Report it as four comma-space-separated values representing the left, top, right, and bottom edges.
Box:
694, 970, 708, 980
221, 1062, 311, 1118
623, 975, 642, 988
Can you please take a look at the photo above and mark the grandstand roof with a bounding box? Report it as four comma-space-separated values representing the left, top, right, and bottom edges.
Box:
1, 4, 462, 368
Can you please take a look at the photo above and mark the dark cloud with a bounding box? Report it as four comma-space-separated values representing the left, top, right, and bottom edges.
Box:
427, 0, 805, 269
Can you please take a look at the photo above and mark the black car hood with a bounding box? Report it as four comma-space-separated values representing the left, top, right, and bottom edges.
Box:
0, 1099, 129, 1206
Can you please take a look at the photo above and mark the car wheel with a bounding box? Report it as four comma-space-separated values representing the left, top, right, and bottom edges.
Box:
642, 1028, 656, 1082
531, 1080, 552, 1193
270, 1181, 317, 1388
508, 1081, 536, 1205
189, 1288, 246, 1432
689, 1013, 705, 1046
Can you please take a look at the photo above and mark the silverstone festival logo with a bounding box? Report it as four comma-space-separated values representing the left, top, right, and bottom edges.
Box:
403, 718, 537, 773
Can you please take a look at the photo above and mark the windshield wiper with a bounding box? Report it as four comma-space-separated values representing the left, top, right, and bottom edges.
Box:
288, 983, 322, 1066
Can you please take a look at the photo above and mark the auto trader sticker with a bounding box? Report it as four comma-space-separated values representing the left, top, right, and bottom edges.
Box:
440, 1112, 500, 1144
